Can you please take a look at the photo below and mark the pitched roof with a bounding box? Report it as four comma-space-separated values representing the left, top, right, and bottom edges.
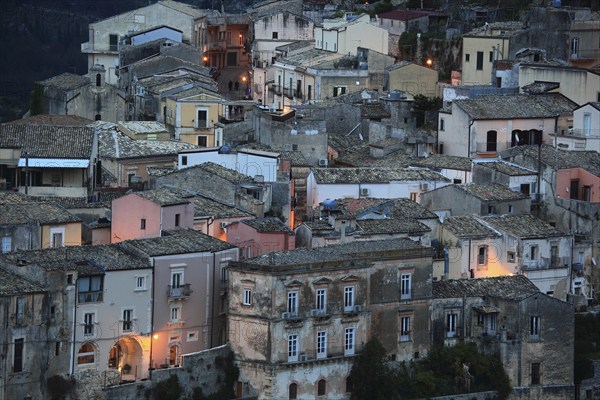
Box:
97, 122, 198, 159
433, 275, 539, 300
412, 154, 472, 171
0, 244, 149, 272
158, 0, 204, 17
475, 161, 536, 176
279, 151, 310, 167
0, 202, 81, 225
311, 167, 449, 184
190, 195, 253, 219
38, 73, 89, 90
391, 198, 438, 219
500, 144, 600, 177
443, 215, 501, 239
134, 188, 189, 206
241, 218, 292, 233
0, 268, 45, 296
117, 121, 169, 135
122, 228, 235, 256
0, 124, 94, 159
7, 115, 93, 126
455, 183, 528, 201
330, 198, 392, 218
243, 237, 428, 267
482, 214, 568, 239
171, 162, 253, 184
454, 94, 577, 120
356, 218, 430, 235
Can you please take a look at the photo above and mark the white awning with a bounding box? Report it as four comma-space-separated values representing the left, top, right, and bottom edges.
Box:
17, 158, 90, 168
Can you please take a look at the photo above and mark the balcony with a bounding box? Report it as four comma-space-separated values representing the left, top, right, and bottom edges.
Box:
281, 343, 363, 364
168, 284, 192, 299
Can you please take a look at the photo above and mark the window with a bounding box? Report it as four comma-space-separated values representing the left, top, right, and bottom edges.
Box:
288, 334, 298, 362
122, 309, 133, 331
77, 342, 95, 365
530, 245, 538, 260
447, 313, 458, 337
289, 383, 297, 399
2, 236, 11, 253
571, 37, 579, 56
272, 32, 278, 39
333, 86, 346, 97
317, 379, 326, 396
287, 291, 298, 315
489, 51, 494, 62
243, 288, 252, 305
172, 271, 183, 288
187, 331, 198, 342
317, 330, 327, 359
453, 179, 462, 184
181, 156, 187, 166
67, 274, 73, 285
401, 316, 411, 342
584, 113, 591, 137
486, 130, 497, 152
197, 136, 208, 147
78, 276, 103, 303
487, 313, 497, 334
170, 306, 181, 322
344, 286, 355, 311
55, 342, 60, 356
51, 232, 64, 248
135, 276, 146, 290
96, 73, 101, 87
175, 213, 180, 227
14, 338, 24, 372
84, 313, 94, 336
316, 288, 326, 313
478, 246, 488, 266
530, 316, 540, 340
507, 251, 516, 263
476, 51, 484, 70
531, 362, 541, 385
140, 219, 146, 230
508, 205, 514, 213
410, 192, 418, 201
465, 53, 470, 62
109, 34, 118, 51
196, 109, 208, 128
15, 297, 24, 324
440, 118, 445, 131
345, 327, 355, 355
400, 273, 411, 300
550, 245, 559, 266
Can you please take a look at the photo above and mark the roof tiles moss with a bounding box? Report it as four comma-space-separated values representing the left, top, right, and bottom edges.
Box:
434, 275, 539, 300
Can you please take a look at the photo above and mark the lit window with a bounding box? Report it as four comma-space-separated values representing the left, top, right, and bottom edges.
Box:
77, 342, 95, 365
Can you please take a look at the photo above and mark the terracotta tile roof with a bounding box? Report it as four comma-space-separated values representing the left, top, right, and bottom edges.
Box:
482, 214, 568, 239
454, 93, 577, 120
312, 167, 449, 184
332, 198, 391, 217
413, 154, 472, 171
433, 275, 539, 300
279, 151, 310, 166
0, 202, 81, 225
241, 217, 292, 233
0, 268, 45, 295
7, 115, 93, 126
122, 228, 235, 256
0, 124, 94, 159
442, 215, 501, 239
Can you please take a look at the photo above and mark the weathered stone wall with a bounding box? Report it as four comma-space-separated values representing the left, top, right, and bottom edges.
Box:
105, 345, 233, 400
510, 384, 575, 400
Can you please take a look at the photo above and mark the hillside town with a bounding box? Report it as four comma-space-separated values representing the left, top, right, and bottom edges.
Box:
0, 0, 599, 399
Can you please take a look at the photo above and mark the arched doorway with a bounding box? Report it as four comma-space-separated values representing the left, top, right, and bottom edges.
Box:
168, 344, 180, 367
109, 337, 143, 379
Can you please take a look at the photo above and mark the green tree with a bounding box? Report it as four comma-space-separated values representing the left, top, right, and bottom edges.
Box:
151, 374, 182, 400
349, 338, 396, 400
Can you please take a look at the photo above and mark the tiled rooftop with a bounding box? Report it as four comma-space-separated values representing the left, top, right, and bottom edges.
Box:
434, 275, 539, 300
7, 115, 93, 126
475, 161, 536, 176
39, 73, 89, 90
500, 144, 600, 177
522, 81, 561, 94
242, 218, 292, 233
135, 188, 190, 206
97, 122, 198, 158
117, 121, 169, 135
0, 244, 149, 272
356, 218, 430, 235
0, 268, 45, 295
392, 198, 438, 219
0, 124, 94, 159
443, 215, 501, 239
456, 183, 528, 201
329, 198, 391, 218
279, 151, 310, 167
0, 202, 81, 225
413, 154, 472, 171
483, 214, 568, 239
361, 103, 390, 119
168, 162, 253, 184
190, 194, 253, 219
122, 228, 235, 256
454, 93, 577, 120
312, 167, 449, 184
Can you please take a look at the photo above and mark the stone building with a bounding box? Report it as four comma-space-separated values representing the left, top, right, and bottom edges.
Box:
433, 276, 574, 399
227, 238, 433, 399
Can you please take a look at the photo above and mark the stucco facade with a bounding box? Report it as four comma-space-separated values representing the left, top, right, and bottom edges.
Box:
386, 62, 438, 96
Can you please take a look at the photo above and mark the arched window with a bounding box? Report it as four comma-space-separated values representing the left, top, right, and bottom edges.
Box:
95, 114, 101, 121
77, 342, 95, 365
486, 130, 497, 152
96, 73, 101, 87
289, 383, 297, 399
317, 379, 326, 396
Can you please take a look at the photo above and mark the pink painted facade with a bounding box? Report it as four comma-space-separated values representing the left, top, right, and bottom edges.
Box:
556, 168, 600, 202
226, 221, 295, 258
111, 193, 194, 243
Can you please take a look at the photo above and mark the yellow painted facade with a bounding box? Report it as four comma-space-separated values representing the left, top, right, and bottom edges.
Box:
41, 222, 82, 248
387, 62, 438, 97
462, 36, 510, 86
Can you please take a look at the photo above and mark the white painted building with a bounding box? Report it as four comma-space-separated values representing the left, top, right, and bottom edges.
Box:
554, 102, 600, 152
315, 14, 389, 56
307, 167, 449, 210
